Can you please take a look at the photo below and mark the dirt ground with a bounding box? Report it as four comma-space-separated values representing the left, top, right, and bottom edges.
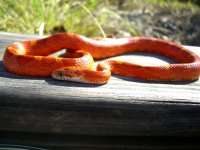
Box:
103, 2, 200, 46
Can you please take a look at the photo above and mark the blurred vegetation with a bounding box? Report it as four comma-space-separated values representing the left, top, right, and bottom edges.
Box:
0, 0, 199, 38
0, 0, 108, 36
150, 0, 199, 10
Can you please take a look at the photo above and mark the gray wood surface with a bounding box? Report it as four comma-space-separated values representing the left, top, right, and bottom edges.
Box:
0, 32, 200, 138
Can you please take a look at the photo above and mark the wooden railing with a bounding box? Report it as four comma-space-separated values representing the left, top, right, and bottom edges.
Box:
0, 32, 200, 149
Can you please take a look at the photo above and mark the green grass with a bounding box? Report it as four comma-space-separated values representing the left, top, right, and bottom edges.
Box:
0, 0, 199, 36
0, 0, 111, 36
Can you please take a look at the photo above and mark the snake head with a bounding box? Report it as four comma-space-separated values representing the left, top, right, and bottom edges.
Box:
51, 66, 111, 84
51, 67, 84, 82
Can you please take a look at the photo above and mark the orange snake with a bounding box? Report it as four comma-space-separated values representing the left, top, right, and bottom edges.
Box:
3, 32, 200, 84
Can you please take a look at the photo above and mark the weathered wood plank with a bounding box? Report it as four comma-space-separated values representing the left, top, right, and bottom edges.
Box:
0, 32, 200, 137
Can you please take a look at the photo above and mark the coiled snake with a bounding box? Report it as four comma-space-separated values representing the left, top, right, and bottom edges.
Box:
3, 32, 200, 84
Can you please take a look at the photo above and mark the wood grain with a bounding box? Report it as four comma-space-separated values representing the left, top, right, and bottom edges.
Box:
0, 32, 200, 138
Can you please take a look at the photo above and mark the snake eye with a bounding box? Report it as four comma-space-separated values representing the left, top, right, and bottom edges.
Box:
51, 69, 66, 80
57, 70, 64, 77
